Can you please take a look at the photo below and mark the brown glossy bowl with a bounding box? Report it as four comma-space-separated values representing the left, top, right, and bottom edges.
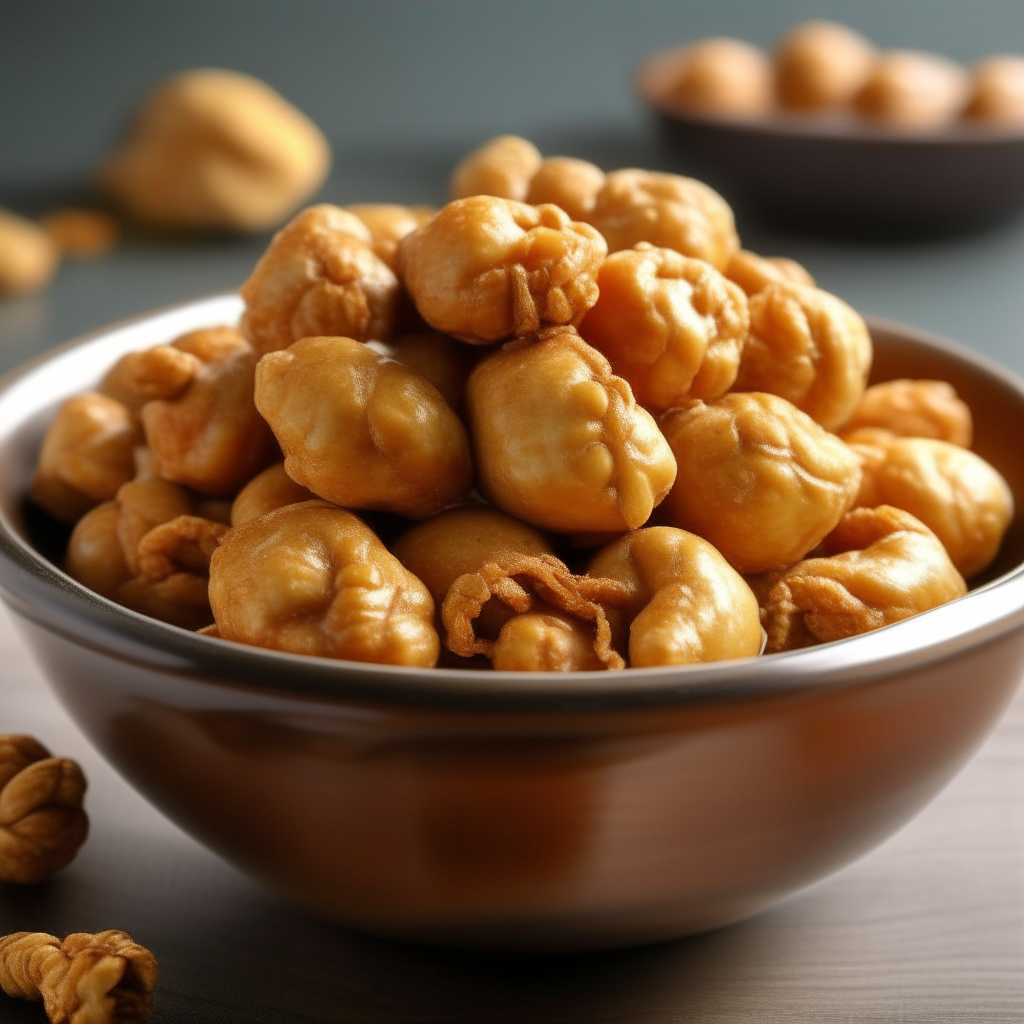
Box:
636, 48, 1024, 236
1, 294, 1024, 952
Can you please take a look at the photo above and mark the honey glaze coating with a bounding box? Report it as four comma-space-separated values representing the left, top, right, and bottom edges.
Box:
449, 135, 542, 202
468, 326, 677, 533
846, 430, 1013, 579
725, 249, 815, 296
775, 20, 876, 111
578, 244, 749, 411
230, 461, 315, 527
839, 378, 972, 447
660, 392, 862, 574
752, 505, 967, 653
399, 196, 607, 344
588, 527, 763, 667
524, 157, 607, 221
209, 500, 439, 665
255, 335, 473, 518
240, 204, 400, 354
734, 281, 873, 432
661, 37, 774, 118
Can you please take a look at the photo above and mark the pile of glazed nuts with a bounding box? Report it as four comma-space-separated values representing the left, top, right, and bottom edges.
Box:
29, 134, 1014, 672
652, 20, 1024, 130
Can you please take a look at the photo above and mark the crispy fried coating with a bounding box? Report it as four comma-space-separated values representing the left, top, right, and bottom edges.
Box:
588, 526, 763, 666
725, 249, 815, 296
229, 462, 315, 527
840, 378, 972, 447
662, 37, 774, 117
450, 135, 543, 202
524, 157, 606, 220
965, 56, 1024, 125
854, 51, 969, 129
255, 335, 472, 518
345, 203, 435, 270
660, 392, 862, 574
775, 21, 876, 111
209, 500, 439, 665
752, 505, 967, 652
734, 281, 872, 432
367, 332, 477, 415
468, 327, 677, 533
579, 244, 749, 411
399, 196, 606, 344
240, 204, 400, 354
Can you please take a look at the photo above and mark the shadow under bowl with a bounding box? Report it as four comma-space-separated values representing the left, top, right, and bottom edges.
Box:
1, 294, 1024, 951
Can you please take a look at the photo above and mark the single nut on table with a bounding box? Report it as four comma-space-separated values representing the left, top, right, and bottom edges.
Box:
230, 462, 315, 527
39, 208, 120, 259
255, 335, 473, 518
587, 168, 739, 272
846, 430, 1013, 579
524, 157, 606, 221
659, 37, 774, 118
240, 204, 400, 355
0, 735, 88, 885
0, 929, 157, 1024
750, 505, 967, 653
659, 392, 862, 574
725, 248, 815, 296
209, 500, 440, 665
774, 20, 876, 111
578, 244, 749, 412
29, 393, 142, 524
399, 195, 607, 343
734, 281, 873, 432
366, 332, 478, 416
854, 50, 970, 129
345, 203, 435, 270
450, 135, 543, 202
587, 527, 763, 667
98, 68, 330, 231
468, 326, 677, 534
965, 55, 1024, 125
840, 378, 973, 447
0, 209, 59, 296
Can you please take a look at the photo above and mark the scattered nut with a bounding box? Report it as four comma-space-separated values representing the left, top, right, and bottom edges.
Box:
39, 208, 120, 259
0, 209, 59, 296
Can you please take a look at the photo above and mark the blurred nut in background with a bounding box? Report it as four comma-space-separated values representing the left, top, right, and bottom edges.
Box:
775, 20, 876, 111
450, 135, 542, 202
39, 208, 120, 259
854, 51, 969, 129
965, 55, 1024, 125
98, 68, 331, 232
0, 210, 59, 296
661, 37, 774, 118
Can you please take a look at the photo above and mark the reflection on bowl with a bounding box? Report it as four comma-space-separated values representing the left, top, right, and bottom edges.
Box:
1, 294, 1024, 951
636, 48, 1024, 236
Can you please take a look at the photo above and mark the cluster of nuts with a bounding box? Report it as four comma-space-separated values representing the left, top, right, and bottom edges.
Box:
29, 135, 1014, 672
653, 21, 1024, 130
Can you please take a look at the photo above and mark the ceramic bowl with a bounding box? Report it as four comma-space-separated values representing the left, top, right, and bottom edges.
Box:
1, 294, 1024, 951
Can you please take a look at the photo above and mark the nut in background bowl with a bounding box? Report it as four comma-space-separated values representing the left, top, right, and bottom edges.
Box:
1, 295, 1024, 950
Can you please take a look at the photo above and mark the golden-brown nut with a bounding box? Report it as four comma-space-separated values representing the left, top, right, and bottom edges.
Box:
210, 500, 439, 664
587, 169, 739, 271
39, 208, 120, 259
725, 248, 815, 296
661, 37, 774, 118
450, 135, 543, 202
255, 335, 473, 518
588, 526, 763, 666
734, 282, 873, 432
0, 929, 157, 1024
240, 204, 400, 354
846, 431, 1013, 578
660, 392, 862, 574
0, 209, 59, 295
468, 327, 677, 533
965, 56, 1024, 125
399, 196, 607, 343
101, 346, 199, 412
345, 203, 435, 269
367, 332, 478, 415
854, 51, 969, 129
490, 608, 608, 671
98, 68, 330, 231
0, 735, 88, 885
753, 505, 967, 652
524, 157, 606, 220
141, 334, 277, 496
30, 394, 143, 524
775, 20, 876, 111
840, 378, 972, 446
229, 462, 315, 527
578, 245, 749, 411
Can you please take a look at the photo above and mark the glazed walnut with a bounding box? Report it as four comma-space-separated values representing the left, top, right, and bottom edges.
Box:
846, 430, 1013, 578
753, 505, 967, 653
209, 500, 439, 665
587, 169, 739, 272
230, 462, 315, 527
966, 56, 1024, 125
367, 332, 478, 415
524, 157, 606, 221
578, 244, 749, 411
345, 203, 435, 270
0, 209, 59, 296
240, 204, 400, 354
0, 735, 88, 885
450, 135, 542, 202
659, 392, 862, 574
662, 38, 774, 118
468, 327, 677, 533
734, 282, 873, 432
30, 394, 142, 524
775, 21, 876, 111
840, 379, 972, 447
0, 929, 157, 1024
255, 335, 473, 518
725, 249, 815, 296
588, 527, 763, 666
399, 196, 607, 344
854, 51, 969, 129
99, 68, 330, 231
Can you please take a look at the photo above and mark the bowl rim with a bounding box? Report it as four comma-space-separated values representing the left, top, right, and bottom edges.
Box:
1, 292, 1023, 714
